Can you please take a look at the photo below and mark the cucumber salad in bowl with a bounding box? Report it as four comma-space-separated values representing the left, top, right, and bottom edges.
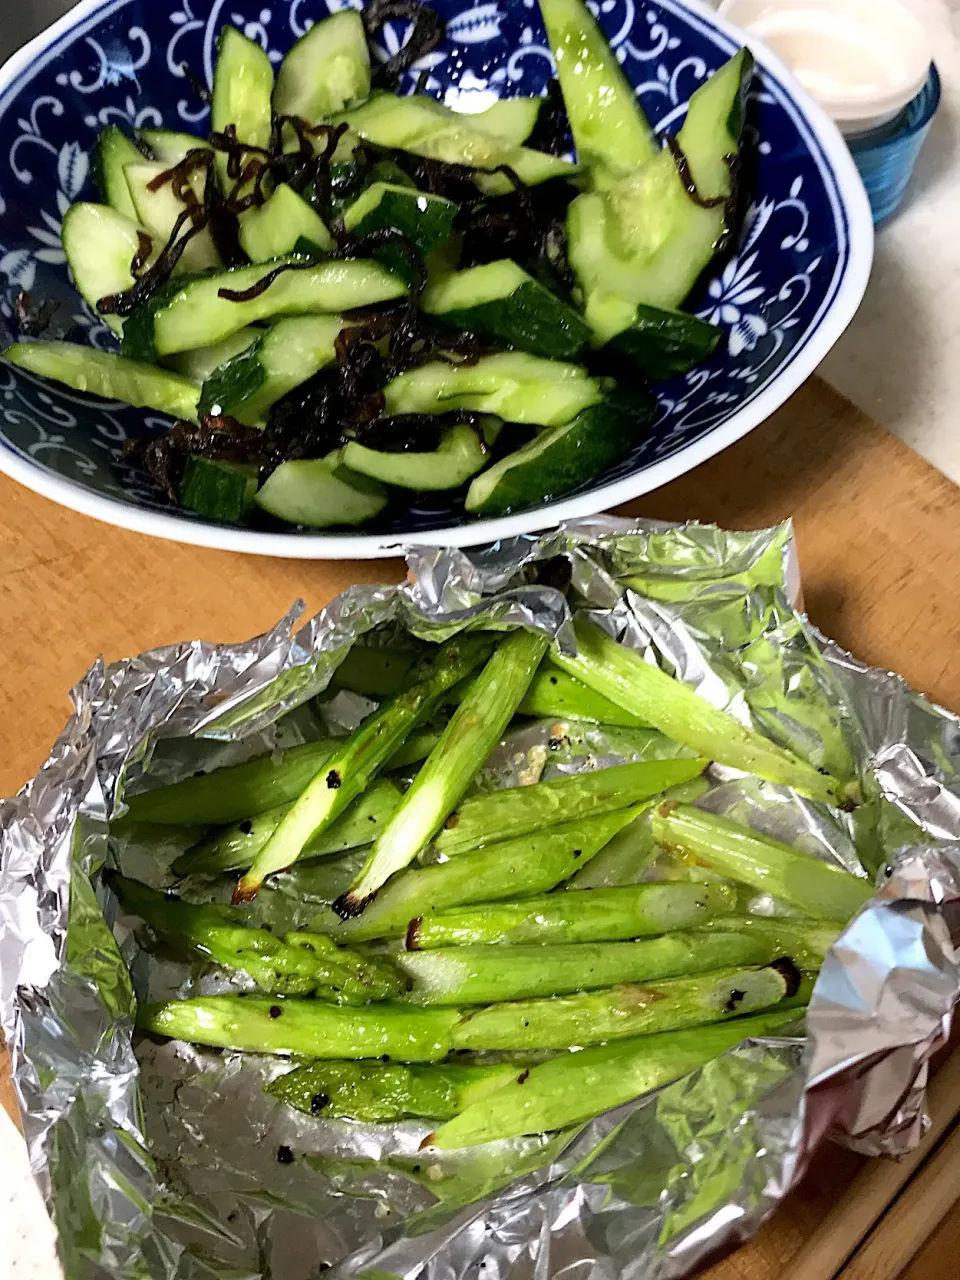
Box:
2, 0, 751, 530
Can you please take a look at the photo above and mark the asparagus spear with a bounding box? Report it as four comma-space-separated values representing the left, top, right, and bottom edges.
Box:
698, 915, 842, 968
552, 617, 857, 807
517, 666, 648, 727
235, 635, 493, 902
406, 881, 738, 950
427, 1010, 801, 1147
110, 873, 403, 1001
267, 1059, 518, 1122
397, 930, 793, 1005
651, 803, 872, 921
172, 778, 401, 877
336, 629, 551, 916
121, 740, 337, 826
449, 961, 800, 1051
317, 809, 638, 943
138, 995, 460, 1060
329, 645, 418, 697
433, 757, 707, 856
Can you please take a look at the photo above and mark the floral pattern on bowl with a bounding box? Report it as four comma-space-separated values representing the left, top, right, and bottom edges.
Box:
0, 0, 873, 557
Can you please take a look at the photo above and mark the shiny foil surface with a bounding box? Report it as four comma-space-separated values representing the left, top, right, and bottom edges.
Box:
2, 517, 959, 1280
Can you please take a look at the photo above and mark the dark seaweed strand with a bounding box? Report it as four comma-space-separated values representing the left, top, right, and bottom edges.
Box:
13, 290, 58, 338
209, 124, 275, 183
713, 153, 743, 258
525, 79, 572, 158
98, 205, 207, 316
352, 410, 486, 452
124, 415, 263, 502
362, 0, 445, 89
664, 136, 727, 209
130, 230, 154, 277
179, 61, 212, 107
304, 123, 351, 224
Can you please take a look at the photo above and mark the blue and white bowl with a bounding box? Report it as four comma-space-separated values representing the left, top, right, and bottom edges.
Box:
0, 0, 873, 558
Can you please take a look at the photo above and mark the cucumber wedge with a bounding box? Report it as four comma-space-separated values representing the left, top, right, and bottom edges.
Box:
465, 388, 654, 516
124, 160, 221, 273
2, 341, 201, 422
538, 0, 657, 182
61, 202, 149, 338
93, 126, 145, 220
422, 260, 591, 361
568, 49, 753, 339
383, 352, 603, 427
199, 314, 344, 426
180, 456, 259, 521
470, 97, 543, 146
122, 257, 406, 361
165, 328, 261, 384
609, 304, 722, 380
341, 425, 487, 491
256, 457, 388, 527
136, 128, 212, 165
334, 93, 578, 193
273, 9, 370, 124
239, 183, 335, 262
342, 182, 457, 283
211, 26, 274, 191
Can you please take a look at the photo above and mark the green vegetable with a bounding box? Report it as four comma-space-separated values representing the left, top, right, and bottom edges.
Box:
537, 0, 658, 181
449, 962, 799, 1051
552, 616, 855, 806
93, 125, 145, 220
407, 880, 737, 950
517, 665, 649, 726
2, 342, 201, 422
121, 740, 339, 826
171, 777, 402, 878
211, 26, 274, 193
433, 757, 708, 856
255, 457, 390, 528
338, 629, 550, 914
61, 202, 151, 338
421, 259, 592, 361
322, 809, 639, 942
110, 874, 402, 1001
267, 1059, 517, 1122
427, 1010, 801, 1146
272, 9, 370, 124
179, 457, 259, 523
698, 915, 842, 968
235, 636, 494, 901
137, 128, 212, 166
238, 183, 335, 261
609, 304, 723, 380
329, 646, 418, 698
138, 995, 460, 1061
341, 425, 488, 491
124, 160, 220, 273
397, 930, 786, 1005
651, 803, 872, 921
342, 182, 458, 285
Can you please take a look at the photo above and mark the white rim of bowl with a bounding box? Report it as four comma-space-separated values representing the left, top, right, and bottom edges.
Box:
0, 0, 874, 560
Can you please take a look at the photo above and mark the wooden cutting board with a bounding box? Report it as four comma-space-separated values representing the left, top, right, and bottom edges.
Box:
2, 374, 959, 1278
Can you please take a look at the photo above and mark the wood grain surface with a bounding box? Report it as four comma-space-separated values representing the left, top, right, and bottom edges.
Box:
1, 374, 959, 1277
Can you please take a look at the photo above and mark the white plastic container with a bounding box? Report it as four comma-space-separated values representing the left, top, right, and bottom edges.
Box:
718, 0, 932, 134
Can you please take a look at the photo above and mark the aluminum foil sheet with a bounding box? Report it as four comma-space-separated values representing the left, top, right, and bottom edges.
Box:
3, 515, 960, 1280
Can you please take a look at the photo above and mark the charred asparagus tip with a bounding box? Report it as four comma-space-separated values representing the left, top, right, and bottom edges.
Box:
231, 878, 260, 905
332, 890, 373, 920
766, 956, 802, 998
418, 1132, 436, 1151
405, 917, 423, 951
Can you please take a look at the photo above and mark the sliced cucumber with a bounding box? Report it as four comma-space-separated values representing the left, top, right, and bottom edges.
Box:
422, 260, 591, 361
180, 456, 259, 521
93, 126, 145, 221
609, 304, 722, 380
468, 97, 543, 146
61, 202, 150, 337
211, 26, 274, 191
568, 49, 753, 339
125, 160, 221, 273
465, 389, 655, 516
343, 182, 457, 284
538, 0, 657, 182
239, 183, 335, 262
199, 314, 344, 426
2, 341, 201, 421
273, 9, 370, 124
383, 352, 603, 427
341, 424, 487, 491
334, 93, 578, 192
122, 257, 406, 361
256, 456, 388, 527
136, 128, 212, 166
165, 328, 261, 384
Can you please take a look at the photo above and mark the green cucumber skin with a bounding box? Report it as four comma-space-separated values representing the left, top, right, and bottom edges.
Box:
344, 185, 457, 286
179, 457, 259, 522
93, 127, 146, 220
467, 389, 655, 517
433, 280, 591, 361
610, 305, 722, 380
198, 347, 266, 419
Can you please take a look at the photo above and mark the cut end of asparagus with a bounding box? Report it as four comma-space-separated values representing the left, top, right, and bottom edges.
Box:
232, 873, 269, 904
766, 956, 802, 999
418, 1131, 436, 1151
406, 916, 424, 951
332, 889, 374, 920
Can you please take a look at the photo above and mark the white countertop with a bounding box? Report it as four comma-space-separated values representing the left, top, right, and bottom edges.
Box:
3, 4, 959, 1277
